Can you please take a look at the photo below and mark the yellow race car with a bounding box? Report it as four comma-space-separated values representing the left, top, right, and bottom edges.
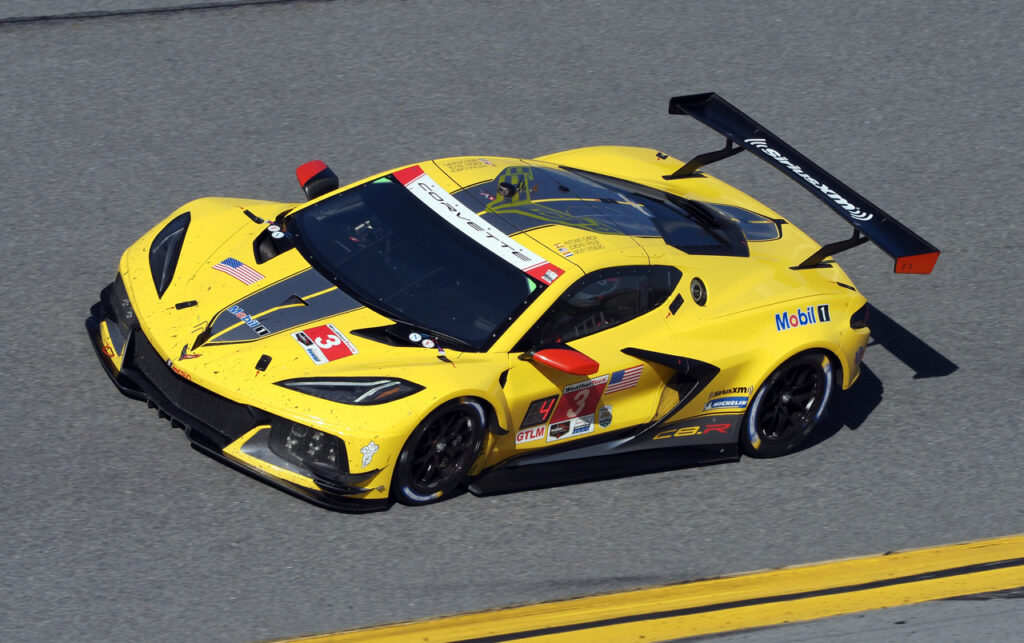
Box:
86, 94, 939, 511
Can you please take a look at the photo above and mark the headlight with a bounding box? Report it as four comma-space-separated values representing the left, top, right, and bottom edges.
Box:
149, 212, 190, 297
268, 419, 346, 472
276, 377, 424, 405
111, 273, 138, 337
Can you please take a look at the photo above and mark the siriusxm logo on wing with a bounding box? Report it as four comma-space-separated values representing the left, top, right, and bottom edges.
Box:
775, 304, 831, 332
744, 138, 874, 222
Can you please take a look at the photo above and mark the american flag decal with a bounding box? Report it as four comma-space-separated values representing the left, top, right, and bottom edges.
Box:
212, 257, 264, 285
605, 365, 643, 393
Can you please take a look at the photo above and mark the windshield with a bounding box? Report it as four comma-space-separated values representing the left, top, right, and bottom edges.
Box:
290, 176, 543, 350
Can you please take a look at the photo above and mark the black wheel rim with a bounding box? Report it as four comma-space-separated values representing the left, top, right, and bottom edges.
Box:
408, 408, 478, 494
756, 362, 825, 442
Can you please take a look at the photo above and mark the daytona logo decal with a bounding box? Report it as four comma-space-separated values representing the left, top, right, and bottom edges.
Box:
393, 165, 564, 285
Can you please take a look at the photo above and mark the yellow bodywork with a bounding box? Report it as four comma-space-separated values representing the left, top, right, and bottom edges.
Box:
95, 146, 870, 506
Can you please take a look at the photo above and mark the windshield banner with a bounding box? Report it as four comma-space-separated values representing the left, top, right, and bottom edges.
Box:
394, 165, 564, 285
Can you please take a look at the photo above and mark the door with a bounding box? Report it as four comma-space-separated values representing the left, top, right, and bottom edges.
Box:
502, 265, 682, 449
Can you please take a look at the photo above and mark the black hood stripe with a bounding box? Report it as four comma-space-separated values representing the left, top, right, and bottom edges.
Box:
207, 268, 362, 343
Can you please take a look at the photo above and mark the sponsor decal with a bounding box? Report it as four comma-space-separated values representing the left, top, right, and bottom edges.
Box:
165, 359, 192, 380
547, 416, 593, 442
550, 375, 609, 423
605, 365, 643, 394
570, 415, 594, 436
227, 304, 270, 337
704, 397, 749, 410
774, 304, 831, 332
547, 421, 571, 440
212, 257, 265, 285
102, 344, 116, 358
292, 324, 358, 364
441, 158, 495, 172
563, 235, 604, 254
554, 242, 573, 257
598, 405, 612, 428
359, 441, 379, 469
704, 385, 752, 411
393, 165, 564, 285
520, 395, 559, 429
743, 138, 874, 222
515, 425, 546, 446
653, 422, 732, 440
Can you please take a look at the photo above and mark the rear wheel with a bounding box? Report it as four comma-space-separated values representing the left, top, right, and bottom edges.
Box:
742, 352, 834, 458
392, 400, 486, 506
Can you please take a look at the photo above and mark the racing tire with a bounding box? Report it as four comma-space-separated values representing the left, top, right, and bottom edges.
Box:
741, 351, 834, 458
392, 399, 487, 506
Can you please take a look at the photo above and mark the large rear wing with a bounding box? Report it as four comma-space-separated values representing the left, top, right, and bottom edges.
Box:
668, 93, 939, 274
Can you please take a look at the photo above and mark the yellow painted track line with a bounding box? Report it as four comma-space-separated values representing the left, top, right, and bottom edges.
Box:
279, 534, 1024, 643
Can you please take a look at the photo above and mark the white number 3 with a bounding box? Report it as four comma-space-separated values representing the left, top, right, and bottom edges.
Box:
315, 334, 342, 349
566, 390, 589, 418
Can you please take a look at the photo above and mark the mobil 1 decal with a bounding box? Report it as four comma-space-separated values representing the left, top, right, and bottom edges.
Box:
519, 395, 558, 429
775, 304, 831, 332
550, 375, 609, 424
393, 165, 564, 285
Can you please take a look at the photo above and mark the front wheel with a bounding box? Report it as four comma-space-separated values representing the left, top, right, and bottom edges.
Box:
741, 352, 834, 458
392, 399, 486, 506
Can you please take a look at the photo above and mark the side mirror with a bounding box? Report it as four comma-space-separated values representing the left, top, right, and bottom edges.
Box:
523, 348, 599, 375
295, 160, 339, 201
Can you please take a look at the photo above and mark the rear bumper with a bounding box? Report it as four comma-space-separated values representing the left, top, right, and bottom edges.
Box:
85, 288, 389, 513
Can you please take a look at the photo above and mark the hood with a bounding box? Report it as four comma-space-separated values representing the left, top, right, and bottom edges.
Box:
123, 198, 462, 392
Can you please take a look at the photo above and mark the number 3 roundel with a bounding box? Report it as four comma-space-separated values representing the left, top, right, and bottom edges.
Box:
550, 376, 609, 423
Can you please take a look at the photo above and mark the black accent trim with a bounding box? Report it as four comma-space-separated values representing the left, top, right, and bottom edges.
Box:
793, 229, 870, 269
174, 300, 198, 309
665, 138, 744, 179
189, 440, 389, 513
468, 349, 723, 495
453, 556, 1024, 642
302, 167, 340, 201
468, 443, 736, 496
619, 347, 720, 435
669, 92, 939, 273
668, 294, 683, 315
241, 208, 264, 224
85, 285, 390, 513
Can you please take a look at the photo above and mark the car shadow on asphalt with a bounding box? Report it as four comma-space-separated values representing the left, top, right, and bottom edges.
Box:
866, 304, 958, 379
798, 304, 959, 452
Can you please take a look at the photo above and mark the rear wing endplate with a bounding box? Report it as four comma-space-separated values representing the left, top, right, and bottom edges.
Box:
669, 93, 939, 274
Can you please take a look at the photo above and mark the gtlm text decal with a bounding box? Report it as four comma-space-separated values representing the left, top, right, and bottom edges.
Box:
744, 138, 874, 222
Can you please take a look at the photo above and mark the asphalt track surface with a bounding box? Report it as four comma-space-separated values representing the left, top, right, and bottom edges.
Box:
1, 1, 1021, 641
